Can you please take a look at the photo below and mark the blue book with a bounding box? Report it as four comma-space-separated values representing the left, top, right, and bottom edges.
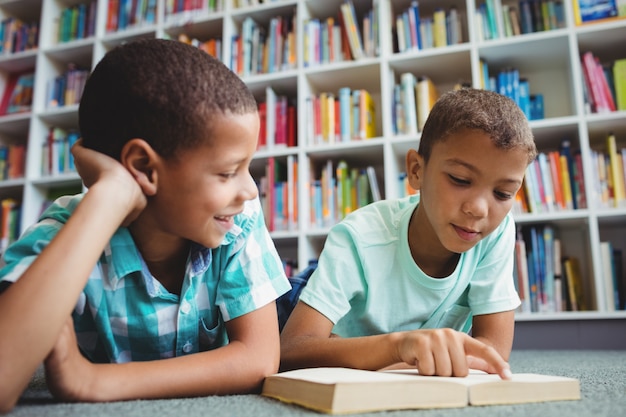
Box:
409, 1, 422, 49
530, 94, 544, 120
543, 225, 555, 312
338, 87, 352, 142
579, 0, 618, 22
518, 78, 531, 119
519, 1, 534, 34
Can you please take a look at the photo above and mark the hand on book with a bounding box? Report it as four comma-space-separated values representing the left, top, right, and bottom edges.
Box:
71, 139, 147, 227
395, 328, 512, 379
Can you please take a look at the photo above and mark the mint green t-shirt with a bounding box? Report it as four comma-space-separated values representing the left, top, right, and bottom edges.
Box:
299, 194, 521, 337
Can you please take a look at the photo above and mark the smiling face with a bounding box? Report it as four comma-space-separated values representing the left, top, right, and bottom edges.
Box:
141, 112, 260, 249
406, 128, 528, 272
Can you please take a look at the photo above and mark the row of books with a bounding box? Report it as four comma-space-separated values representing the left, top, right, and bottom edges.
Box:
0, 144, 25, 181
42, 128, 80, 177
581, 52, 626, 114
395, 2, 463, 53
258, 86, 297, 150
234, 0, 285, 7
45, 64, 90, 109
480, 62, 545, 120
514, 225, 587, 314
0, 17, 38, 55
514, 141, 587, 215
338, 0, 378, 60
0, 72, 34, 116
310, 159, 381, 229
174, 33, 222, 60
478, 0, 566, 42
306, 88, 375, 146
302, 1, 379, 70
165, 0, 223, 16
0, 198, 20, 255
258, 155, 298, 232
392, 73, 439, 135
230, 14, 296, 77
55, 1, 97, 44
600, 240, 626, 311
573, 0, 626, 25
591, 133, 626, 209
106, 0, 157, 33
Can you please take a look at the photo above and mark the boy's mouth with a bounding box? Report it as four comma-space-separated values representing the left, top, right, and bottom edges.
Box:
453, 225, 480, 241
215, 215, 235, 228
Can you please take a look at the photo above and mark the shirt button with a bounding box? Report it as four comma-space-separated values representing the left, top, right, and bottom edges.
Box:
183, 342, 193, 353
180, 301, 191, 314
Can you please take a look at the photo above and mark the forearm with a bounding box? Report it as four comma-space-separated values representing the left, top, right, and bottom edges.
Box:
0, 183, 128, 410
280, 333, 401, 372
84, 341, 277, 401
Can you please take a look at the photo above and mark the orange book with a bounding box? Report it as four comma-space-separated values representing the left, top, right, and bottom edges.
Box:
548, 151, 565, 210
559, 155, 574, 210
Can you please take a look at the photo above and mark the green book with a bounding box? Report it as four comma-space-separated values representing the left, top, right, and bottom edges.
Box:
613, 58, 626, 111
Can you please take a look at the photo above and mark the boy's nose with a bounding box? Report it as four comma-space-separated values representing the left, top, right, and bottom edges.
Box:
241, 172, 259, 201
462, 195, 488, 218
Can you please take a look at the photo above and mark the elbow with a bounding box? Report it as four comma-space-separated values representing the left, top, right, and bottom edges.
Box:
259, 350, 280, 377
242, 349, 280, 394
0, 393, 18, 415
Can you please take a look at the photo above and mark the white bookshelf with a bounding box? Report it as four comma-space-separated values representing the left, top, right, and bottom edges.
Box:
0, 0, 625, 331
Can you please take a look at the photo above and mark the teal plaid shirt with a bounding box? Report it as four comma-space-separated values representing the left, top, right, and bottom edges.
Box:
0, 194, 290, 363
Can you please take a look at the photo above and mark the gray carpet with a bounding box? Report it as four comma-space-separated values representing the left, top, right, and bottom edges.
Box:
8, 350, 626, 417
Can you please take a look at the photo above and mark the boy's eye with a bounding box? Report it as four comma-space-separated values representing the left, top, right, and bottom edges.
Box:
220, 173, 236, 179
494, 191, 513, 200
449, 175, 469, 185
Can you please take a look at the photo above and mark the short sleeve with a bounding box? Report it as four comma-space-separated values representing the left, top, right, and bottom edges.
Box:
467, 213, 521, 315
298, 221, 366, 324
215, 198, 291, 321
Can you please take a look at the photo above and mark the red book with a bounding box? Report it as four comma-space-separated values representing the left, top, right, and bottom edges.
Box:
275, 96, 287, 147
0, 73, 19, 116
257, 102, 267, 150
287, 104, 296, 147
548, 151, 565, 210
594, 56, 616, 111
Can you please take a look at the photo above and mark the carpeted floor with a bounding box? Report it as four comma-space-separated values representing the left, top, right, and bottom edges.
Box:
7, 350, 626, 417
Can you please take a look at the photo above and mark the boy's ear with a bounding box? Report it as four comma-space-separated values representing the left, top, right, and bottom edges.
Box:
405, 149, 424, 191
120, 139, 159, 196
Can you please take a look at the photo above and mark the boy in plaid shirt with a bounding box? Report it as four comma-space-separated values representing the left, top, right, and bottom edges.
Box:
0, 39, 290, 411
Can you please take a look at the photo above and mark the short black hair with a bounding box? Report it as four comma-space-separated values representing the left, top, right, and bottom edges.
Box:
418, 88, 537, 164
79, 38, 258, 160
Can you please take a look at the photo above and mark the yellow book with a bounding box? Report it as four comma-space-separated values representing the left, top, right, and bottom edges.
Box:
563, 257, 587, 311
614, 58, 626, 110
572, 0, 582, 25
320, 92, 329, 142
433, 8, 447, 47
358, 89, 375, 139
263, 367, 580, 414
559, 155, 574, 210
606, 132, 626, 207
415, 77, 439, 132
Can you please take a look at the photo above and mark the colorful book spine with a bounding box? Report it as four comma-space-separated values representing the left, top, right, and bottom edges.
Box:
606, 133, 626, 207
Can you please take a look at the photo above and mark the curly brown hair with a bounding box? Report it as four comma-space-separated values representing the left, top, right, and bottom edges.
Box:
418, 88, 537, 164
79, 38, 258, 160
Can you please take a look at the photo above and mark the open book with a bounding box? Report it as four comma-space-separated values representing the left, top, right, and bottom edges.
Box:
262, 367, 580, 414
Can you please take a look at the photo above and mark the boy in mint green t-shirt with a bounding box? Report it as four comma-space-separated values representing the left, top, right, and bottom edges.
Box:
281, 88, 537, 380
